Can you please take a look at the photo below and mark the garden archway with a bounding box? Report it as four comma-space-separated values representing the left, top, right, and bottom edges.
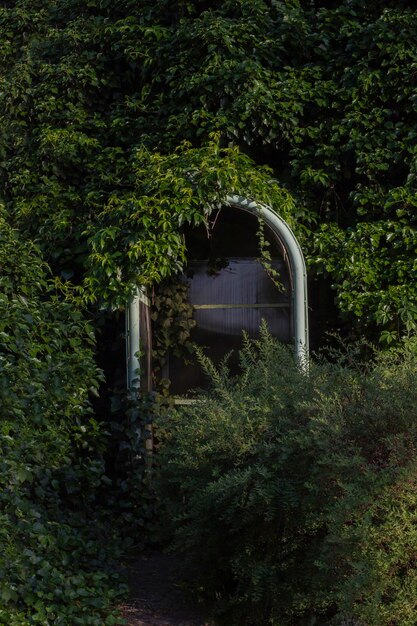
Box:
126, 194, 309, 392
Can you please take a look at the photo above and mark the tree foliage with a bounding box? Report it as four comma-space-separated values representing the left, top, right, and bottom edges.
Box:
1, 1, 417, 336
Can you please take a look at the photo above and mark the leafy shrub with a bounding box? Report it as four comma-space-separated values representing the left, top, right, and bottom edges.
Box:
156, 325, 417, 626
99, 384, 162, 549
0, 214, 126, 624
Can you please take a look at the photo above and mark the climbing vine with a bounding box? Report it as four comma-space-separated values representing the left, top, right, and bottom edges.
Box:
2, 1, 417, 340
150, 277, 196, 392
256, 217, 286, 292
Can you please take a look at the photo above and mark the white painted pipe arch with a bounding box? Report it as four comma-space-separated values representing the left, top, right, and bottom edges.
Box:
127, 195, 309, 390
225, 194, 309, 368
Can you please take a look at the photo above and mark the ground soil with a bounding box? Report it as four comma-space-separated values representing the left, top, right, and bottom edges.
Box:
118, 552, 214, 626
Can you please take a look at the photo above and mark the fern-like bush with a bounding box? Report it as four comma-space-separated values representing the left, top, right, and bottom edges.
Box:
156, 326, 417, 626
0, 214, 126, 624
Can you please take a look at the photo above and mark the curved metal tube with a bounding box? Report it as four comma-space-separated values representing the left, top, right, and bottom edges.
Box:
226, 194, 309, 368
127, 195, 309, 389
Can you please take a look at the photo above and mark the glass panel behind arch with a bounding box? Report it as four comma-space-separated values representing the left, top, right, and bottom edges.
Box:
165, 207, 292, 396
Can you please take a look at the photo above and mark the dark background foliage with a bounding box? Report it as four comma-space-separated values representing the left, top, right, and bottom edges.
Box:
1, 0, 417, 338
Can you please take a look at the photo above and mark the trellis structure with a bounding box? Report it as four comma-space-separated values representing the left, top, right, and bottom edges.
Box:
126, 194, 309, 392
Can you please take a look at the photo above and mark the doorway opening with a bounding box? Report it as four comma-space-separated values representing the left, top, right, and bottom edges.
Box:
126, 196, 308, 396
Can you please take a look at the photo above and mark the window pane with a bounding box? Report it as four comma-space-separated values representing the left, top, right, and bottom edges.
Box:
163, 206, 293, 395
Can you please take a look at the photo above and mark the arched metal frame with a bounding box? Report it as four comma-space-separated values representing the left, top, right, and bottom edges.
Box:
126, 195, 309, 390
226, 194, 309, 368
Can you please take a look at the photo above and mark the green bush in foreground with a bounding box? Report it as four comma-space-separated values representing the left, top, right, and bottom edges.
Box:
0, 214, 126, 624
157, 326, 417, 626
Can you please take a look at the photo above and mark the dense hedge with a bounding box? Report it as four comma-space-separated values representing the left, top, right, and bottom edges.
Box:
0, 213, 125, 624
157, 328, 417, 625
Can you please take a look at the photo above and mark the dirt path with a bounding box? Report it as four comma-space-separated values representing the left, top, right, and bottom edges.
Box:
118, 552, 213, 626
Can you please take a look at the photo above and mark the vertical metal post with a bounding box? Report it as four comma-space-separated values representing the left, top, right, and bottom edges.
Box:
126, 288, 141, 391
126, 288, 154, 456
